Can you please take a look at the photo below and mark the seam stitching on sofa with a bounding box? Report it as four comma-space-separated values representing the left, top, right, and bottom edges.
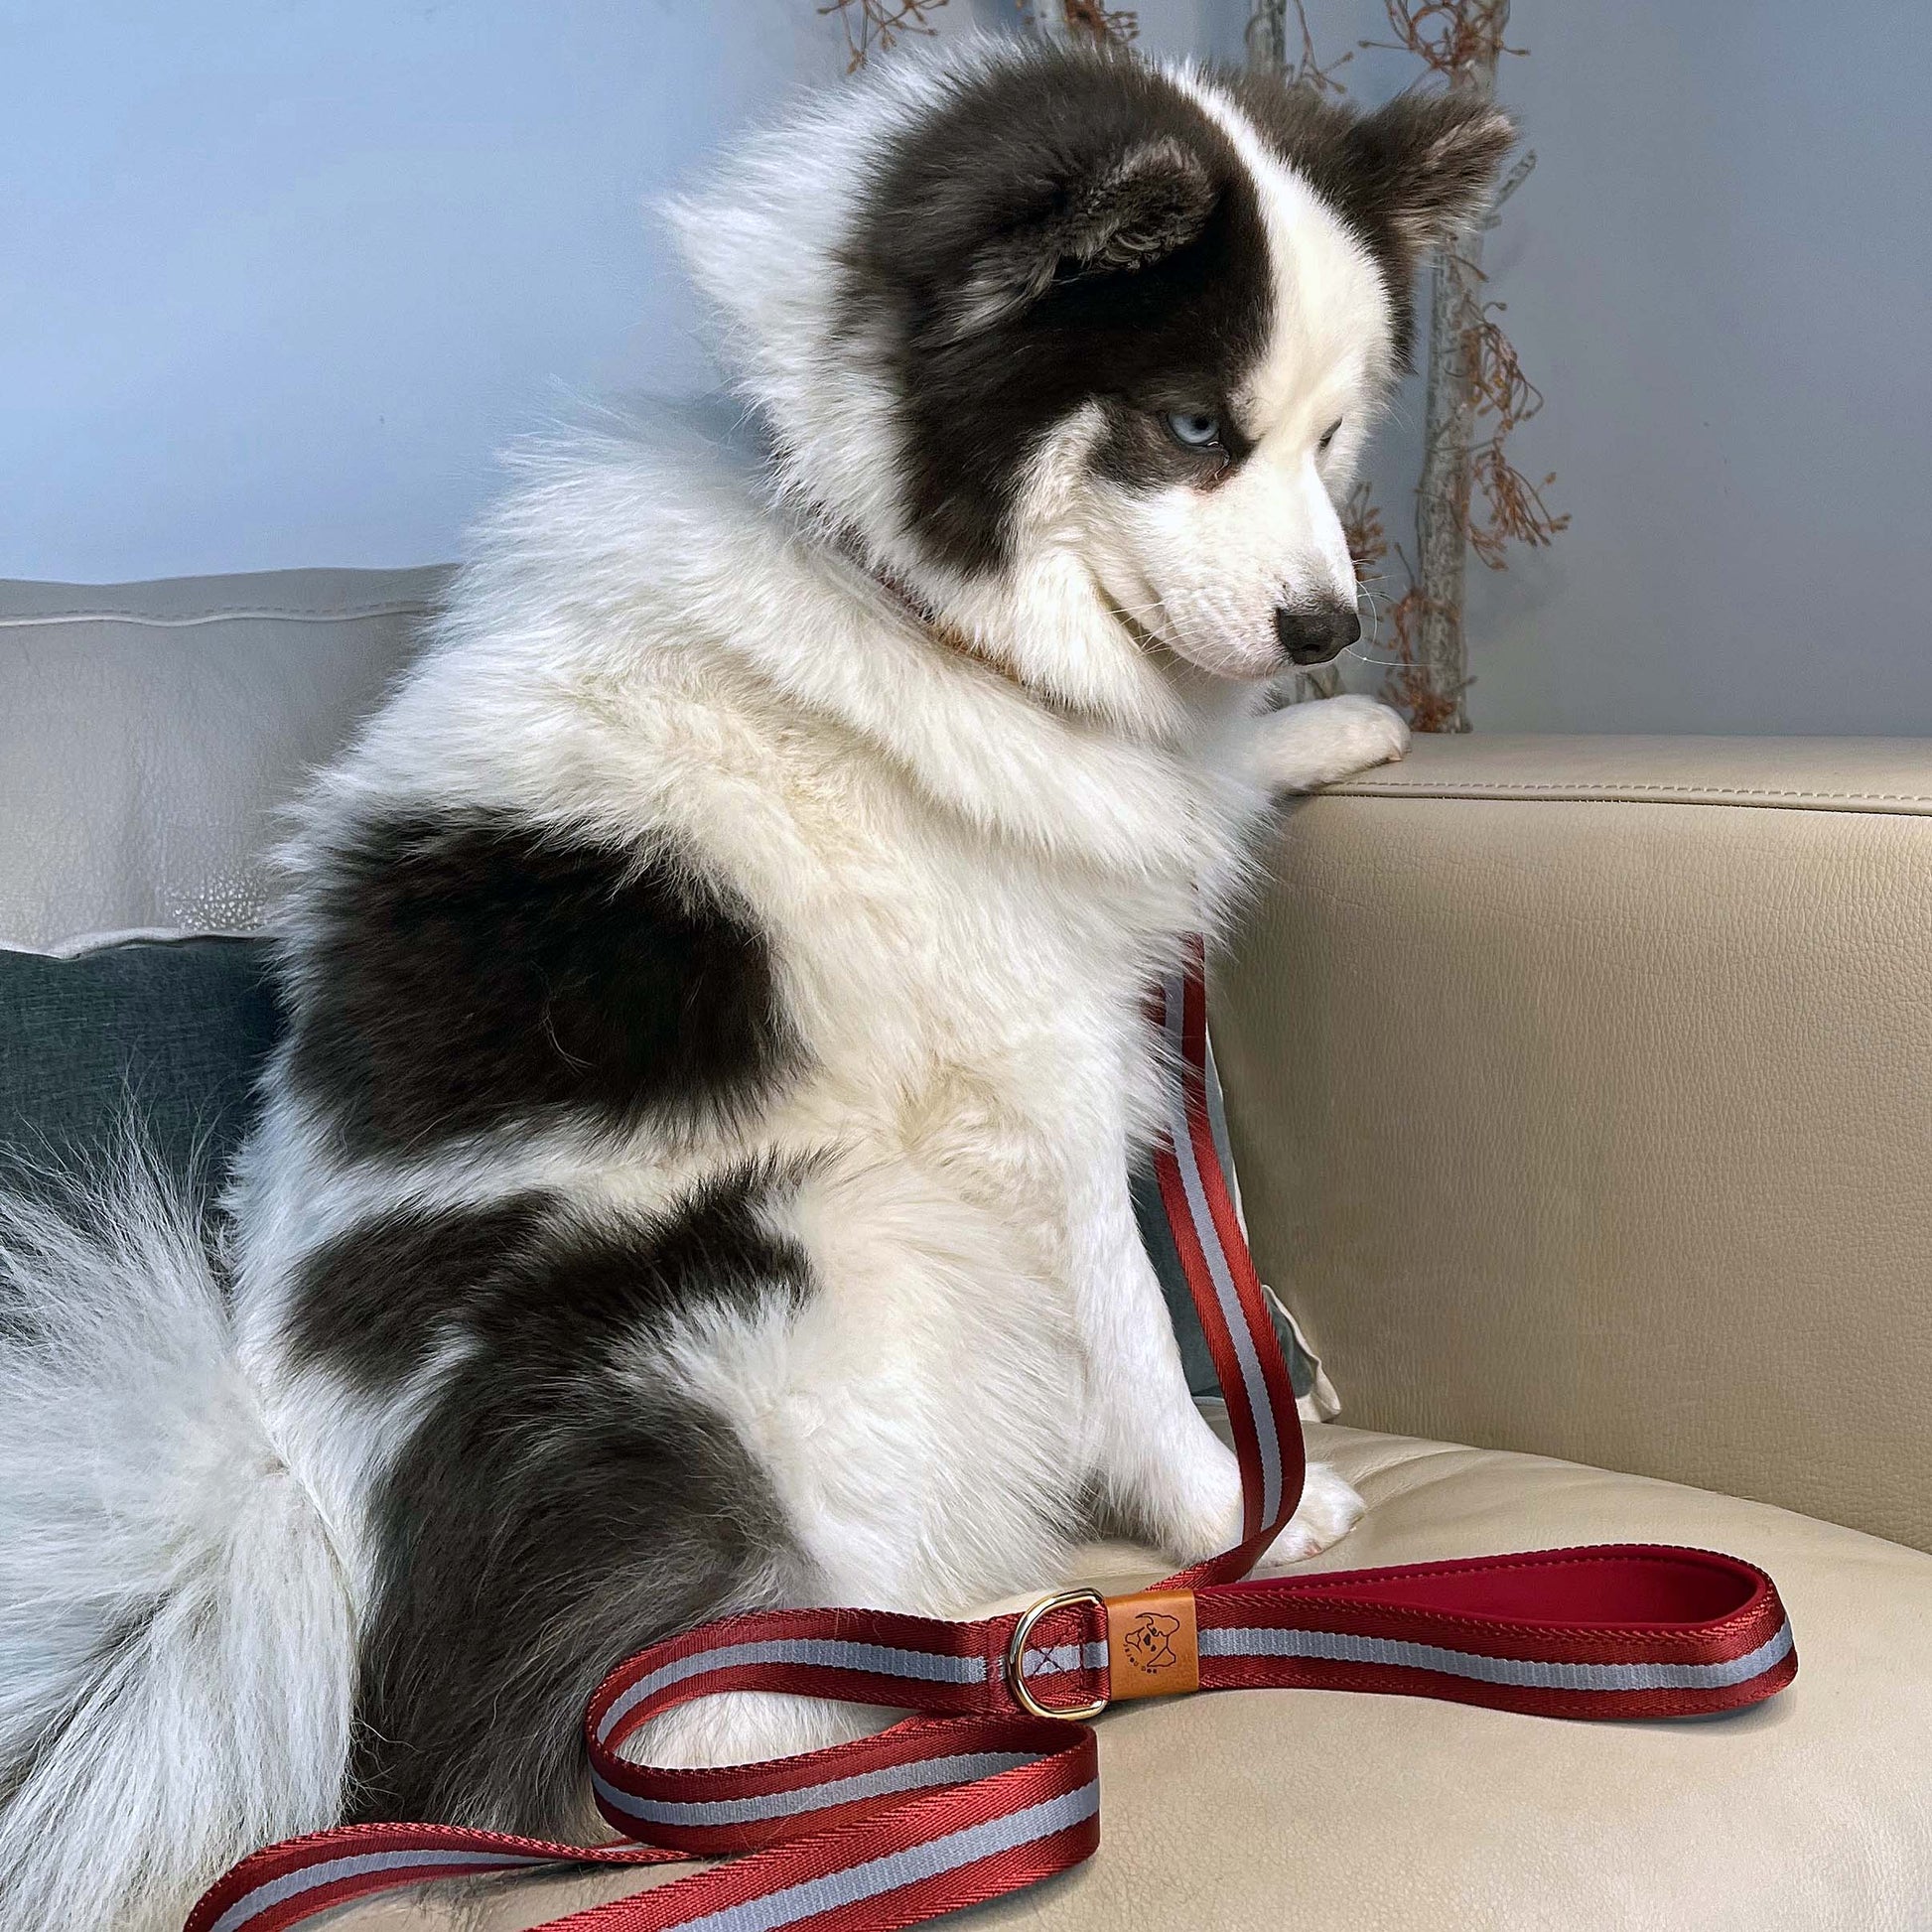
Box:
1331, 779, 1932, 806
0, 602, 438, 629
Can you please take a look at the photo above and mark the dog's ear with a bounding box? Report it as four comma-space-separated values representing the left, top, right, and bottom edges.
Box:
1342, 90, 1516, 258
937, 136, 1218, 343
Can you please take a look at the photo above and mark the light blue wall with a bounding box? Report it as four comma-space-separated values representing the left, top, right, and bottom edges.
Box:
6, 1, 1928, 732
0, 0, 847, 580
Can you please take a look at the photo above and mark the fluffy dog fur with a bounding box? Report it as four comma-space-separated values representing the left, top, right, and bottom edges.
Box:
0, 40, 1509, 1931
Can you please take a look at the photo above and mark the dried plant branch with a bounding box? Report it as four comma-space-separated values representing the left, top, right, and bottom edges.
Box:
1377, 587, 1463, 731
1379, 1, 1563, 729
1022, 0, 1139, 43
1363, 0, 1523, 80
1483, 148, 1535, 227
1245, 0, 1564, 729
1396, 1, 1509, 732
821, 0, 949, 71
1340, 478, 1387, 580
1460, 293, 1570, 566
1064, 0, 1139, 40
1248, 0, 1353, 94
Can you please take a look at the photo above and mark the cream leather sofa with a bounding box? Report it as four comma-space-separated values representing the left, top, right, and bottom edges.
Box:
4, 572, 1929, 1930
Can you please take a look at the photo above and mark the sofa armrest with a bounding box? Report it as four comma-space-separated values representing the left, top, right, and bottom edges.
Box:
1214, 734, 1932, 1553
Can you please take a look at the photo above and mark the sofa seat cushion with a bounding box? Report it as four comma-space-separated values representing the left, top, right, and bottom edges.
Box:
331, 1423, 1932, 1930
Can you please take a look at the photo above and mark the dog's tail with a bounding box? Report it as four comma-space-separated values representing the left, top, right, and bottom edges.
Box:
0, 1152, 354, 1932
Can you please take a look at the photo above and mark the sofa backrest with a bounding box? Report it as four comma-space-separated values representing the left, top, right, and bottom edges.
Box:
0, 568, 447, 950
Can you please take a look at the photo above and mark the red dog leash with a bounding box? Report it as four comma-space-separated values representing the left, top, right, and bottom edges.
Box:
188, 946, 1794, 1932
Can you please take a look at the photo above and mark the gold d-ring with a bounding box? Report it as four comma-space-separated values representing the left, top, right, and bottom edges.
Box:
1005, 1587, 1109, 1721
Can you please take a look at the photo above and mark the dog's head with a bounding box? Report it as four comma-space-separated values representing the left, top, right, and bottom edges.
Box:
671, 44, 1511, 722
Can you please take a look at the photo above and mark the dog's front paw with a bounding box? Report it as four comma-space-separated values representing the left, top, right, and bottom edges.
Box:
1147, 1432, 1248, 1566
1254, 694, 1411, 793
1265, 1461, 1366, 1564
1318, 694, 1411, 774
1157, 1452, 1364, 1568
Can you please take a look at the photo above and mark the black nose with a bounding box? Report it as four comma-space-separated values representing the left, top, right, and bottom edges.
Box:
1275, 604, 1362, 666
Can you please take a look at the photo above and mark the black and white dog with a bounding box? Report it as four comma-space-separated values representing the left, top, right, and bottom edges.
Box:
0, 41, 1509, 1930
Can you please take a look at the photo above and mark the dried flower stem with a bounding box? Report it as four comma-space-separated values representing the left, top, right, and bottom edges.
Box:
1254, 1, 1565, 730
1248, 0, 1353, 95
821, 0, 949, 71
1025, 0, 1139, 43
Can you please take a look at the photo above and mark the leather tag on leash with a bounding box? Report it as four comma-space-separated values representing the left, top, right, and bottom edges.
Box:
1105, 1588, 1199, 1700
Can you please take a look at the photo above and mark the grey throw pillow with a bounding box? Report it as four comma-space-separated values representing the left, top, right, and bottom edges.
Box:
0, 936, 281, 1206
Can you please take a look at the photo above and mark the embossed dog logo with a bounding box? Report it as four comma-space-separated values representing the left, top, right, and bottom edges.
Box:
1123, 1611, 1182, 1675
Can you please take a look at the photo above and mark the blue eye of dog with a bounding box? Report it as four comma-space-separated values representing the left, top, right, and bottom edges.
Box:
1165, 410, 1222, 451
1318, 418, 1343, 453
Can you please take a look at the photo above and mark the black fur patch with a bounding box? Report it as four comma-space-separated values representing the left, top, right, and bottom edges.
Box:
283, 809, 802, 1161
282, 1194, 553, 1389
345, 1166, 815, 1832
1224, 77, 1515, 368
841, 47, 1274, 574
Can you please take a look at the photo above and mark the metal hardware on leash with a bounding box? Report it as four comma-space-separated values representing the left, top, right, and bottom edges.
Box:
1006, 1587, 1109, 1721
